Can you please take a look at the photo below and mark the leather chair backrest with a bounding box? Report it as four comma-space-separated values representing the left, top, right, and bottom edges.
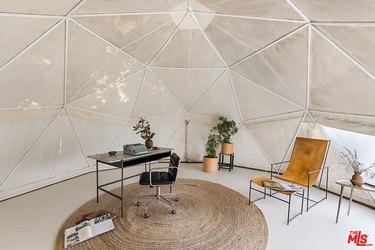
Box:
168, 153, 180, 182
280, 137, 329, 186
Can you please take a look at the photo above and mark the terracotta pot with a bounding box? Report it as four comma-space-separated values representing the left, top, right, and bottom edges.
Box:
350, 172, 364, 187
145, 139, 153, 149
203, 156, 218, 173
221, 143, 233, 154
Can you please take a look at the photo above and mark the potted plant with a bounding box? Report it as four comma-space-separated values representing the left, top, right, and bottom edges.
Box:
203, 133, 220, 173
133, 117, 155, 149
340, 147, 375, 186
212, 116, 238, 154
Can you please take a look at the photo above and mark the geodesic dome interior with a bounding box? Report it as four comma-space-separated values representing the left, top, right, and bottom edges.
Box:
1, 0, 375, 204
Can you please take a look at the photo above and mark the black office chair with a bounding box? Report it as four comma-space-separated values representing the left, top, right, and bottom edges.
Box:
136, 152, 180, 218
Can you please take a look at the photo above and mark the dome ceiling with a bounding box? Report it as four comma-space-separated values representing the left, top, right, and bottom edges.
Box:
1, 0, 375, 204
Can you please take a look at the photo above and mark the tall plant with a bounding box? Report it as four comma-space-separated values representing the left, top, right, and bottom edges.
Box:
205, 133, 220, 158
212, 116, 238, 143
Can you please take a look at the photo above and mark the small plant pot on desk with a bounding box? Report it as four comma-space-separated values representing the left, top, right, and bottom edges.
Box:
203, 156, 218, 173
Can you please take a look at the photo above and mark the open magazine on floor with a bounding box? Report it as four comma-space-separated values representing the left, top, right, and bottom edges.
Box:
64, 211, 115, 248
262, 180, 303, 192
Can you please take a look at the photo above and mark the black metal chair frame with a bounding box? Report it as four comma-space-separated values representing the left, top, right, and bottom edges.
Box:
270, 140, 331, 212
249, 180, 305, 225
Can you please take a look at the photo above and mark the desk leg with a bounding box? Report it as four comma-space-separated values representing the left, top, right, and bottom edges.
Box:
121, 166, 124, 217
96, 161, 99, 203
347, 187, 354, 215
336, 185, 344, 223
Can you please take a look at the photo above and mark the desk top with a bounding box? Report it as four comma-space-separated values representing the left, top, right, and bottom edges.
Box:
336, 179, 375, 192
87, 147, 172, 164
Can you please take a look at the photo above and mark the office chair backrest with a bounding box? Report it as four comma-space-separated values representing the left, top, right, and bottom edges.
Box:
168, 153, 180, 182
281, 137, 329, 186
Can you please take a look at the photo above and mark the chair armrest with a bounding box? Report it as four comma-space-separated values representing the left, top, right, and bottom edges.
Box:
271, 160, 290, 166
270, 160, 290, 177
308, 166, 329, 175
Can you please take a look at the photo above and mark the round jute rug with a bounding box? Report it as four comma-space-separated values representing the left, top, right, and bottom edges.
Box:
55, 178, 268, 249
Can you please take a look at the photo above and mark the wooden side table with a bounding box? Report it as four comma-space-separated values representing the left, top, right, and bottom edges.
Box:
335, 179, 375, 223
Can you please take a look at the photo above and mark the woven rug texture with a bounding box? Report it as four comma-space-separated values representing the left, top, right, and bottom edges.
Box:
55, 178, 268, 249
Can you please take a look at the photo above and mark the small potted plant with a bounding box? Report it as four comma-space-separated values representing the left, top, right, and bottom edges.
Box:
203, 133, 220, 173
133, 117, 155, 149
212, 116, 238, 154
340, 147, 375, 186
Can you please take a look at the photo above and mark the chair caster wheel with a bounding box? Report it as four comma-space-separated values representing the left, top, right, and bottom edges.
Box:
172, 210, 176, 214
136, 202, 141, 206
175, 197, 180, 202
144, 213, 149, 218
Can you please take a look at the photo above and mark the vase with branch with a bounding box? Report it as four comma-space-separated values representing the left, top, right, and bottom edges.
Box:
340, 147, 375, 186
133, 117, 155, 149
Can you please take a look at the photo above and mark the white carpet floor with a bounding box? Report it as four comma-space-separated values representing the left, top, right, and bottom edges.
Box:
0, 163, 374, 250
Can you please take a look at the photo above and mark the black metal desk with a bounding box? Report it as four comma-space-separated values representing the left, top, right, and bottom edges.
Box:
88, 148, 172, 217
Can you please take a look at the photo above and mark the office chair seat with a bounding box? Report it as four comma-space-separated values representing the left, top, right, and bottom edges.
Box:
139, 172, 174, 186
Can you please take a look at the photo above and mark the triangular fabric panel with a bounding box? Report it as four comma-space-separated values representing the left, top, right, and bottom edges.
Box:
191, 0, 303, 20
0, 16, 59, 67
66, 21, 144, 102
231, 71, 303, 120
186, 114, 214, 161
70, 70, 145, 119
230, 28, 307, 107
0, 109, 88, 191
132, 70, 185, 117
317, 25, 375, 76
293, 0, 375, 22
73, 14, 182, 64
0, 0, 81, 15
296, 111, 318, 139
245, 111, 304, 163
140, 114, 185, 149
0, 22, 65, 108
259, 27, 308, 107
68, 108, 127, 159
73, 0, 188, 14
231, 125, 270, 170
310, 111, 375, 137
108, 121, 143, 152
167, 116, 188, 161
197, 14, 302, 66
0, 108, 60, 186
151, 68, 225, 110
151, 13, 225, 68
189, 71, 240, 121
310, 30, 375, 116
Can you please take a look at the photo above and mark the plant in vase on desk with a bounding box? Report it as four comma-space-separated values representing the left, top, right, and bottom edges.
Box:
212, 116, 238, 154
340, 147, 375, 186
133, 117, 155, 149
203, 133, 220, 173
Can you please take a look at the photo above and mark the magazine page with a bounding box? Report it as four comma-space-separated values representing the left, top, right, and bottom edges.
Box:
279, 183, 303, 192
64, 221, 93, 248
89, 213, 115, 236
